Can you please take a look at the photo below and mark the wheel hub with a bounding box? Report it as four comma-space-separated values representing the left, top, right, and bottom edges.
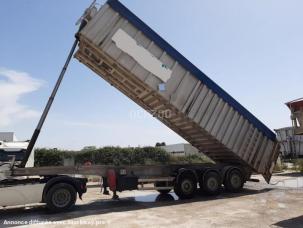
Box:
52, 189, 71, 208
207, 177, 218, 191
230, 174, 241, 188
181, 179, 193, 194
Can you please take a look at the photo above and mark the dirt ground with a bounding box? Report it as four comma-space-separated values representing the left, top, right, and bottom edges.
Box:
0, 172, 302, 228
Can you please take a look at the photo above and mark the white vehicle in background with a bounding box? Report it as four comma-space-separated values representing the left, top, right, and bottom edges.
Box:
0, 131, 30, 166
0, 140, 32, 167
0, 140, 29, 150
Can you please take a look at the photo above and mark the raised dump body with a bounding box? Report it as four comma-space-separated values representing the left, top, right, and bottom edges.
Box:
75, 0, 279, 182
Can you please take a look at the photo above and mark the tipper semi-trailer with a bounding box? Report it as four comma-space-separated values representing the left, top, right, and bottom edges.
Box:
75, 0, 280, 181
0, 0, 280, 212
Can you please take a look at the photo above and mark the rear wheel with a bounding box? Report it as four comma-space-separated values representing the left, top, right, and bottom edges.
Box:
200, 171, 221, 195
46, 183, 77, 212
224, 169, 244, 192
174, 172, 197, 199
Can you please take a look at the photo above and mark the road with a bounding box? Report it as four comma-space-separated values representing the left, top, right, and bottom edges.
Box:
0, 173, 302, 228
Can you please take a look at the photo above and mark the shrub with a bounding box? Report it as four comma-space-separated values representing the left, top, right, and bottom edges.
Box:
34, 148, 64, 167
168, 154, 212, 164
34, 147, 211, 166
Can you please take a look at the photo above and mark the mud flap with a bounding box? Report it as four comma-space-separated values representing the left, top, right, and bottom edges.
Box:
107, 169, 117, 191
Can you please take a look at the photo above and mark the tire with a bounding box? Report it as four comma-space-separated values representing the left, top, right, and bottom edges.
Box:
174, 173, 197, 199
154, 182, 171, 194
224, 169, 244, 192
200, 171, 221, 195
46, 183, 77, 212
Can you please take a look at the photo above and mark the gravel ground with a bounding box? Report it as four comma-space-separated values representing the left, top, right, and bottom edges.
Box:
0, 172, 302, 228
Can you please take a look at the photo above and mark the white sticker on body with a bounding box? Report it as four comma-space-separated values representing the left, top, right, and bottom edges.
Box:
112, 28, 172, 82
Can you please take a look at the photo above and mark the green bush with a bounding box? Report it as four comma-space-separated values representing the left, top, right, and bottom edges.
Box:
34, 147, 170, 166
34, 147, 210, 167
168, 154, 212, 164
34, 148, 64, 167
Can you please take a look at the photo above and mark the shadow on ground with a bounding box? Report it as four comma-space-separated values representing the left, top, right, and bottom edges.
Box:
0, 187, 274, 227
273, 215, 303, 228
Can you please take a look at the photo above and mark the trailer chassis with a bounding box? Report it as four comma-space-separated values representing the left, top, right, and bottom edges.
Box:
1, 162, 252, 209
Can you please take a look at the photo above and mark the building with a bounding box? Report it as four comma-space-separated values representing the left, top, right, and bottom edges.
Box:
161, 143, 198, 156
0, 132, 17, 142
286, 97, 303, 135
275, 127, 303, 158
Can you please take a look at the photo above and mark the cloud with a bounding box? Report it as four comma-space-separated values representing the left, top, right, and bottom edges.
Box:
0, 68, 43, 127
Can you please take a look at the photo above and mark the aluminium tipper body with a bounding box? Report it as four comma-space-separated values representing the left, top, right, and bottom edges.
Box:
75, 0, 280, 182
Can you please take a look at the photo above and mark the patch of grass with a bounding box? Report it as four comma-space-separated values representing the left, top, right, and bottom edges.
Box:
273, 162, 287, 172
294, 159, 303, 172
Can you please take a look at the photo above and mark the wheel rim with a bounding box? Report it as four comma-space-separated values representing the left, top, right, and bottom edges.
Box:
181, 179, 193, 194
206, 177, 218, 191
52, 189, 71, 208
230, 173, 241, 189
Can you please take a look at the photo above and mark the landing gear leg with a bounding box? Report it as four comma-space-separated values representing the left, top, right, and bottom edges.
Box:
102, 177, 110, 195
112, 190, 119, 200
